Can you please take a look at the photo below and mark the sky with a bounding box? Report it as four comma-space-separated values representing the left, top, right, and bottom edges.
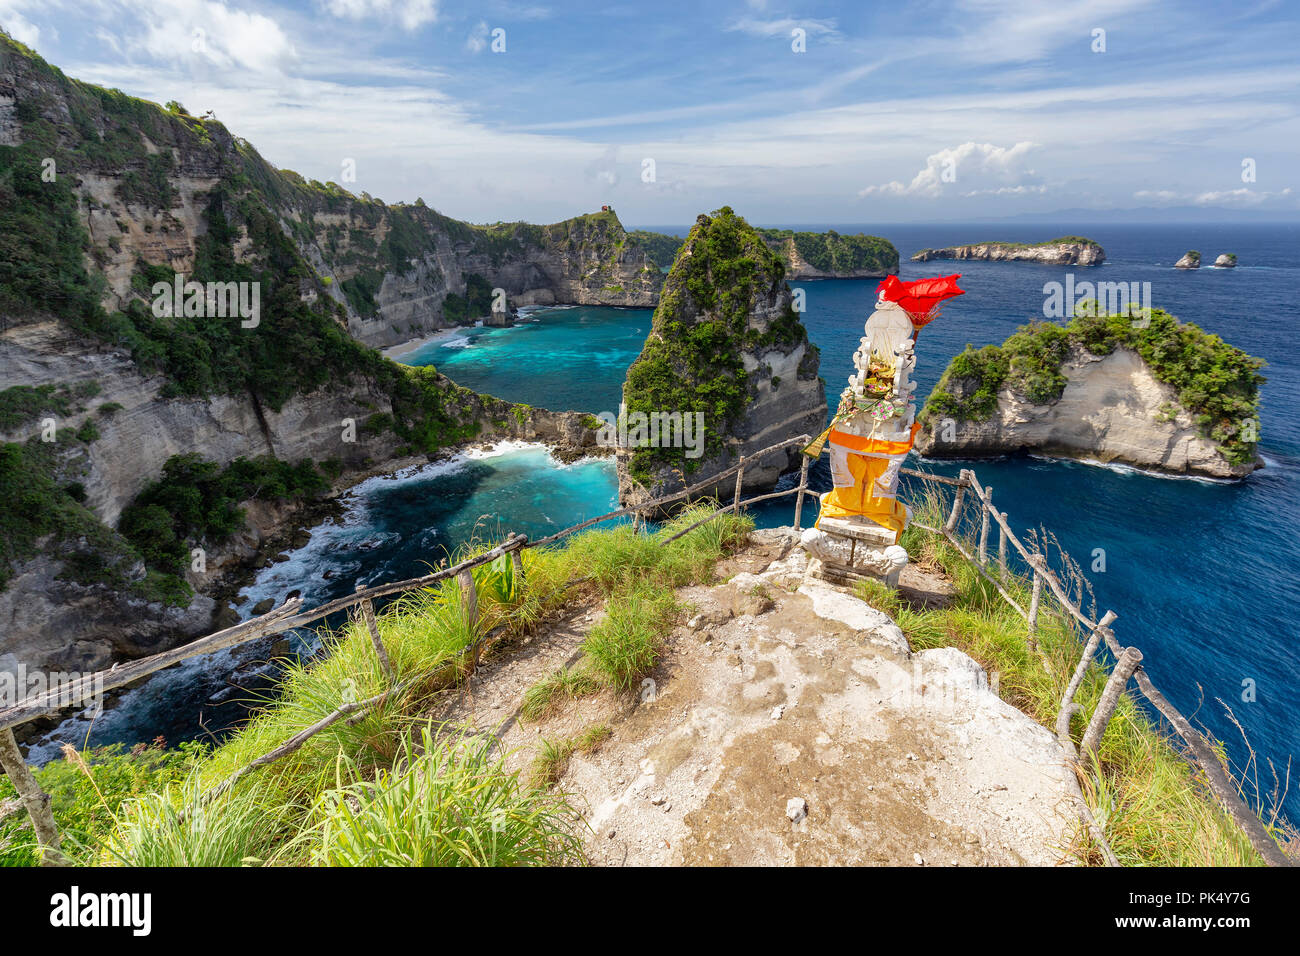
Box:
1, 0, 1297, 226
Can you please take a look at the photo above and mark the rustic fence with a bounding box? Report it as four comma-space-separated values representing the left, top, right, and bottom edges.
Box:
0, 438, 1290, 867
0, 434, 814, 865
898, 465, 1292, 868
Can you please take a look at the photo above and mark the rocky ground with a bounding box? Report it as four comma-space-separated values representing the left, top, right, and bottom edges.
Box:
432, 529, 1085, 866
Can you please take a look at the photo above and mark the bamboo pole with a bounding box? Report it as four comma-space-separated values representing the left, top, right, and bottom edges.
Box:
355, 588, 394, 682
0, 597, 303, 733
733, 456, 745, 512
511, 547, 525, 588
0, 728, 63, 866
1080, 646, 1142, 759
792, 454, 809, 531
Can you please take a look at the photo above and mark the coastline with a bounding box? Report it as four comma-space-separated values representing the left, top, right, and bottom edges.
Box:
381, 325, 467, 362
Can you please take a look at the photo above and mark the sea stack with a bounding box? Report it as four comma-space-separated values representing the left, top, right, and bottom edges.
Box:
915, 309, 1264, 479
617, 207, 827, 514
1175, 250, 1201, 269
1214, 253, 1238, 268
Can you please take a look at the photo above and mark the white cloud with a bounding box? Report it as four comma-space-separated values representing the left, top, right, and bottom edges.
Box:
860, 142, 1042, 199
129, 0, 298, 74
320, 0, 437, 31
0, 1, 40, 46
727, 17, 839, 39
1134, 187, 1295, 206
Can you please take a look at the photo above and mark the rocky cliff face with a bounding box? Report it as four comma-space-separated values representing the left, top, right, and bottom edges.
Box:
913, 239, 1104, 266
915, 344, 1260, 479
0, 35, 621, 679
617, 209, 827, 511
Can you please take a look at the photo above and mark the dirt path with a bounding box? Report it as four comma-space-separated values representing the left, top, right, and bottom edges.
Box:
436, 529, 1084, 866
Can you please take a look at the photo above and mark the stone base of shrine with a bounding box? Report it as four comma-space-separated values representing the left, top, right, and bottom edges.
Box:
800, 515, 909, 588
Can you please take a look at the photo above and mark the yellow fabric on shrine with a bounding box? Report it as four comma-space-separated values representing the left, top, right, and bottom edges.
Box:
815, 450, 911, 542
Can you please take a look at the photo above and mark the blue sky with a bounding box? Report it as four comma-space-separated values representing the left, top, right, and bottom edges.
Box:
2, 0, 1297, 225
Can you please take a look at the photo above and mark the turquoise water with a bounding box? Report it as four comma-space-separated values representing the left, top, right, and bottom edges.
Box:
397, 305, 652, 412
43, 223, 1300, 824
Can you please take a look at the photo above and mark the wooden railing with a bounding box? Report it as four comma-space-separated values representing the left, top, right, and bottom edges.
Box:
0, 435, 813, 865
2, 440, 1289, 867
899, 465, 1292, 868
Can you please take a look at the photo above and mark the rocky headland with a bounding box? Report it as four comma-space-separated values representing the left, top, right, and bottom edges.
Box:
912, 237, 1105, 266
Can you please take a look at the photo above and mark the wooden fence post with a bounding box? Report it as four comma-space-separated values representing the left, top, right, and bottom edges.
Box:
458, 569, 478, 630
977, 485, 992, 566
1059, 611, 1118, 720
1080, 645, 1142, 760
733, 457, 745, 513
944, 471, 968, 533
355, 586, 394, 682
998, 512, 1008, 581
792, 454, 810, 532
1027, 560, 1044, 651
0, 728, 63, 866
511, 547, 526, 590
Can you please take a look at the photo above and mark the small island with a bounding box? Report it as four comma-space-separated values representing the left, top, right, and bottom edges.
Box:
1175, 250, 1201, 269
915, 308, 1265, 478
1214, 253, 1237, 268
911, 236, 1105, 266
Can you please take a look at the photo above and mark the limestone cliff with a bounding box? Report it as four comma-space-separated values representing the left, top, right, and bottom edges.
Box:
915, 310, 1265, 479
617, 208, 827, 511
0, 35, 614, 677
912, 238, 1104, 266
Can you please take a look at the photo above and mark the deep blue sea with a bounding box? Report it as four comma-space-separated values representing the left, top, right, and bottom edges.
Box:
44, 222, 1300, 821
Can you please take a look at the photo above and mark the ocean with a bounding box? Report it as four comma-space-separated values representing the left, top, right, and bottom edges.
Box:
38, 221, 1300, 821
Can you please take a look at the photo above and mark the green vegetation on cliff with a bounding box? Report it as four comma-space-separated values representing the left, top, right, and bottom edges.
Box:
921, 308, 1265, 465
623, 207, 809, 482
624, 227, 898, 277
626, 229, 685, 270
758, 228, 898, 274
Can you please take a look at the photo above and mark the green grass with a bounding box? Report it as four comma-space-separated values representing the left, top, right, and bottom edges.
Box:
294, 726, 586, 866
531, 722, 614, 788
581, 586, 680, 689
862, 481, 1294, 866
8, 507, 751, 867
